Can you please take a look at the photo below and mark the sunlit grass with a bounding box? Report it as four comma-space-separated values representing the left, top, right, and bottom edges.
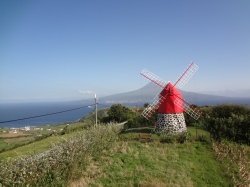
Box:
80, 140, 232, 187
69, 127, 232, 186
0, 125, 243, 186
0, 133, 72, 160
0, 123, 122, 186
0, 122, 87, 159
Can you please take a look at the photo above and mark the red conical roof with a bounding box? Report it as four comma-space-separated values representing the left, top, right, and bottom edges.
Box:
158, 83, 183, 113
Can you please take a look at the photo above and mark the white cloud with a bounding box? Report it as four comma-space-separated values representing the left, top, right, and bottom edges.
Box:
78, 90, 96, 95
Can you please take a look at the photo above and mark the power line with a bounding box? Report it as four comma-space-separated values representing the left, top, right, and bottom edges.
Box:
0, 104, 96, 124
97, 103, 111, 108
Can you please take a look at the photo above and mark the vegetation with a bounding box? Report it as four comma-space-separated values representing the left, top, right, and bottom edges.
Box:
0, 123, 72, 153
98, 104, 250, 146
0, 123, 123, 186
205, 104, 250, 144
100, 103, 157, 128
80, 107, 109, 124
0, 133, 34, 153
0, 103, 249, 186
212, 141, 250, 187
74, 141, 231, 187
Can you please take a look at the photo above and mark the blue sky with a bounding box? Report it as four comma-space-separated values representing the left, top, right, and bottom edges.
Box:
0, 0, 250, 103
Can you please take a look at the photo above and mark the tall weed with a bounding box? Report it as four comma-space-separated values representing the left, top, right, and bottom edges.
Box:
212, 141, 250, 187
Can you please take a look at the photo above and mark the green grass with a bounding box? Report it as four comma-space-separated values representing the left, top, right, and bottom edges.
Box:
68, 127, 233, 187
0, 139, 8, 151
0, 125, 242, 186
0, 124, 122, 186
75, 140, 232, 187
0, 126, 210, 161
0, 132, 75, 160
0, 122, 88, 159
119, 126, 210, 142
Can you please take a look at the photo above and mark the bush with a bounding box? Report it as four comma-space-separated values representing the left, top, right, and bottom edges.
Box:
158, 131, 191, 143
0, 123, 122, 186
206, 104, 250, 144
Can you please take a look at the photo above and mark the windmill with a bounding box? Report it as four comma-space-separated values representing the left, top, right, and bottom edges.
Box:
140, 62, 201, 134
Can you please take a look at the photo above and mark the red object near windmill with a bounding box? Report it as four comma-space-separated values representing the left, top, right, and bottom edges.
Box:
140, 62, 201, 134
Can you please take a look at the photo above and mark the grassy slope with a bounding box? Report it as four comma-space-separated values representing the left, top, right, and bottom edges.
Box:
0, 125, 237, 186
70, 128, 233, 187
80, 108, 109, 122
89, 142, 230, 187
0, 122, 88, 160
0, 123, 69, 153
0, 131, 75, 160
0, 135, 60, 160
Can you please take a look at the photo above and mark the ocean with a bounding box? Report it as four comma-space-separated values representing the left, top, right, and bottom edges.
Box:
0, 102, 99, 128
1, 98, 249, 128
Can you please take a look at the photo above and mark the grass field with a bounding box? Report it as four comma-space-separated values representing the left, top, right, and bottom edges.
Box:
0, 132, 83, 161
3, 136, 34, 144
120, 126, 210, 142
0, 122, 83, 153
0, 132, 33, 138
1, 125, 248, 186
0, 126, 208, 161
70, 130, 232, 187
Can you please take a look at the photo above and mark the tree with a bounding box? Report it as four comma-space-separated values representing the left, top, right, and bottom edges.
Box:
100, 103, 158, 129
205, 104, 250, 144
106, 104, 132, 123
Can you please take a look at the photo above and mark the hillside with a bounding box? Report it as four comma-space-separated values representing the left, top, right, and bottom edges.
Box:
1, 105, 250, 186
0, 125, 242, 186
70, 131, 232, 187
79, 107, 109, 122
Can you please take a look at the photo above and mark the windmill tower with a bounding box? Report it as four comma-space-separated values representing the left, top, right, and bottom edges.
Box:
140, 62, 201, 134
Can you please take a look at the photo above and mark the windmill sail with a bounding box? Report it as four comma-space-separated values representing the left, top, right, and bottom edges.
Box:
174, 97, 201, 120
140, 69, 168, 89
140, 62, 201, 121
142, 94, 166, 119
140, 69, 169, 118
174, 62, 199, 88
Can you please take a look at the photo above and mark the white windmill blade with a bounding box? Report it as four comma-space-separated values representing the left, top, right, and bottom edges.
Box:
142, 94, 166, 119
174, 62, 199, 88
140, 69, 168, 89
174, 97, 201, 120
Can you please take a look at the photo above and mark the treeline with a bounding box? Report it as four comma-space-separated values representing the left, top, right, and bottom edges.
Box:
100, 104, 157, 128
204, 104, 250, 144
100, 103, 250, 145
185, 104, 250, 145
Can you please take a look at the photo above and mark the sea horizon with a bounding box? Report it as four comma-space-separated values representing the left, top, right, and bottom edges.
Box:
1, 98, 250, 128
0, 101, 97, 128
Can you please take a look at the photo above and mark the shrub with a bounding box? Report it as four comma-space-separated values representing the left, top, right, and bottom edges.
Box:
0, 123, 122, 186
158, 131, 191, 143
212, 141, 250, 186
206, 104, 250, 144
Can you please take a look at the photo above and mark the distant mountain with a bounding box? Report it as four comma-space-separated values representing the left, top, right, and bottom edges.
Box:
84, 83, 250, 106
199, 90, 250, 98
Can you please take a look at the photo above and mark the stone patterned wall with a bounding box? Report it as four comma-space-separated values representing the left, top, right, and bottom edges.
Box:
156, 113, 187, 134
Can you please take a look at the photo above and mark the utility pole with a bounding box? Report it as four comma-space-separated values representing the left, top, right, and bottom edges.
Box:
195, 121, 197, 139
95, 94, 97, 126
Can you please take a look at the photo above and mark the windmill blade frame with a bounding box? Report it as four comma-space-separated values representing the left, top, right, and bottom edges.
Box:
140, 62, 201, 121
174, 62, 199, 88
140, 69, 168, 89
140, 69, 169, 118
174, 96, 202, 120
142, 94, 166, 119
